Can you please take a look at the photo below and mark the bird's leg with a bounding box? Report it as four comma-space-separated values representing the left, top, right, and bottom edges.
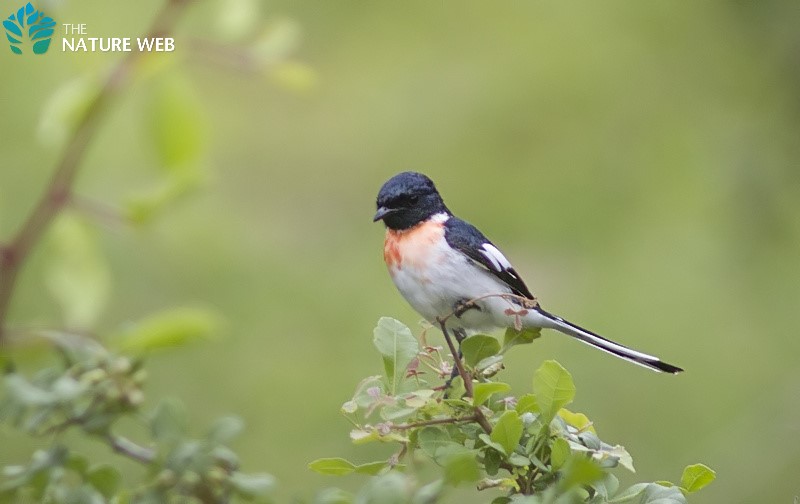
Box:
453, 298, 481, 319
445, 327, 469, 390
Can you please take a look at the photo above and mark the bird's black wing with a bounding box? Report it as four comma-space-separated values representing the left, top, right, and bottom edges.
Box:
443, 217, 535, 300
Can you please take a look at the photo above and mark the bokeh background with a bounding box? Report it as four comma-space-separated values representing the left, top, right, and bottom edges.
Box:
2, 0, 800, 502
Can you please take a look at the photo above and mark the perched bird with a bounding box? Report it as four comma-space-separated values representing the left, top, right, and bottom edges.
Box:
374, 171, 682, 374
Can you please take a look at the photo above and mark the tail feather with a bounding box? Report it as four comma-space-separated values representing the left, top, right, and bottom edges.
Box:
536, 308, 683, 374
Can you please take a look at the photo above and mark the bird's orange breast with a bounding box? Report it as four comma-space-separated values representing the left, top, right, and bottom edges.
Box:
384, 219, 445, 271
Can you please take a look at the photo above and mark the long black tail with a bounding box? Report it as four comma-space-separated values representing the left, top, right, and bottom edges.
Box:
536, 308, 683, 374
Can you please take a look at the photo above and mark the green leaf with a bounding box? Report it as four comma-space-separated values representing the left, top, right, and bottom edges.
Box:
251, 18, 301, 65
215, 0, 260, 41
443, 451, 480, 485
558, 409, 595, 434
45, 213, 110, 329
502, 327, 541, 351
461, 335, 500, 368
147, 73, 208, 171
532, 360, 575, 422
680, 463, 716, 493
413, 480, 444, 504
515, 394, 539, 414
228, 472, 276, 496
354, 461, 389, 476
559, 456, 604, 492
308, 458, 355, 476
115, 307, 219, 353
473, 382, 511, 406
356, 472, 408, 504
550, 437, 570, 470
372, 318, 419, 395
479, 433, 508, 455
270, 60, 318, 94
37, 77, 97, 148
418, 427, 467, 463
149, 398, 186, 443
605, 444, 635, 473
124, 171, 202, 226
207, 416, 244, 444
490, 410, 523, 456
86, 465, 121, 499
610, 483, 688, 504
4, 374, 56, 406
313, 487, 353, 504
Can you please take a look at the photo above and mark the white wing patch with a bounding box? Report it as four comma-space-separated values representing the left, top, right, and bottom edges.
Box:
479, 243, 512, 272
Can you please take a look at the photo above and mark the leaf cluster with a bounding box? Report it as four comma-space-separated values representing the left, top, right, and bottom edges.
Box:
0, 333, 274, 503
310, 318, 715, 504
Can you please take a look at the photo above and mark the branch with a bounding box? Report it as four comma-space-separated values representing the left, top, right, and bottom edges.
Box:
436, 318, 494, 434
393, 415, 478, 431
105, 433, 157, 464
0, 0, 194, 341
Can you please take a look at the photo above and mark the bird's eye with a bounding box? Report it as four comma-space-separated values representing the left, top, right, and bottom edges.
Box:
407, 194, 420, 204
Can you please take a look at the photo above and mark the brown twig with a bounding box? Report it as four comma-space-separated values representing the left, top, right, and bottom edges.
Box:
0, 0, 194, 342
436, 317, 494, 434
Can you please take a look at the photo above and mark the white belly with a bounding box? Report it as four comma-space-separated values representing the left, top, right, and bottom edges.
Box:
389, 242, 520, 333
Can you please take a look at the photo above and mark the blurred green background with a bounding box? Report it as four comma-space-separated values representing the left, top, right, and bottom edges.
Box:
2, 0, 800, 502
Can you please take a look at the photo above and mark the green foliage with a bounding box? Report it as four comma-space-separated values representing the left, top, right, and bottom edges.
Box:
45, 213, 111, 330
310, 318, 715, 503
0, 334, 274, 503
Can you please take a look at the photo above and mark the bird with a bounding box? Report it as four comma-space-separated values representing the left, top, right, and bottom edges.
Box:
373, 171, 683, 374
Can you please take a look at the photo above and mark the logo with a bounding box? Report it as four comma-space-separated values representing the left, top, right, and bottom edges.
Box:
4, 2, 56, 55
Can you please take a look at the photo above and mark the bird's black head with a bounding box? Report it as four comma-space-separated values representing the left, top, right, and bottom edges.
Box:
374, 172, 450, 230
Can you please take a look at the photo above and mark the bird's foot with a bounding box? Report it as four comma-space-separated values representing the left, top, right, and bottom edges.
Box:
453, 299, 481, 319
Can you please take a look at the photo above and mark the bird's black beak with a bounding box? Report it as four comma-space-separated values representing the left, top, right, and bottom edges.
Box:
373, 206, 394, 222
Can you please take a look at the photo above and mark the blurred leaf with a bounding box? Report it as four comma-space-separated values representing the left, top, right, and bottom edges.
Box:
680, 463, 716, 493
124, 170, 202, 226
215, 0, 260, 41
473, 382, 510, 406
610, 482, 689, 504
115, 307, 219, 353
373, 318, 418, 395
45, 213, 111, 329
461, 335, 500, 368
65, 453, 89, 476
229, 472, 276, 497
147, 73, 208, 172
4, 374, 55, 406
207, 415, 244, 444
443, 451, 479, 486
314, 487, 353, 504
37, 76, 97, 148
532, 360, 575, 422
413, 480, 444, 504
558, 456, 604, 492
490, 411, 523, 456
269, 60, 318, 94
150, 398, 186, 443
86, 465, 121, 499
251, 18, 301, 65
502, 327, 541, 351
355, 472, 408, 504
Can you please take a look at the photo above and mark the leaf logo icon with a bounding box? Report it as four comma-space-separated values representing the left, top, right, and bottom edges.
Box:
4, 2, 56, 55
